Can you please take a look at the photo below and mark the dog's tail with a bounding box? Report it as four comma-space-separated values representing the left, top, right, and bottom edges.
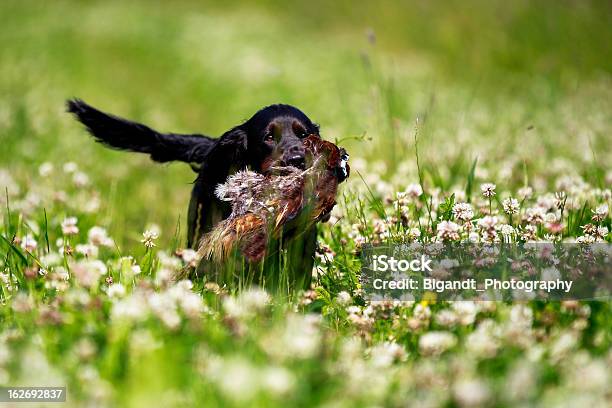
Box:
66, 99, 214, 164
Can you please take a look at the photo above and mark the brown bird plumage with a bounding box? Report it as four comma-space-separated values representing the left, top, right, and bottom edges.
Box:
198, 135, 349, 264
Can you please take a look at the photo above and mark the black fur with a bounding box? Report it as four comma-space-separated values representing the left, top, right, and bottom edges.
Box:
67, 99, 215, 163
67, 99, 321, 257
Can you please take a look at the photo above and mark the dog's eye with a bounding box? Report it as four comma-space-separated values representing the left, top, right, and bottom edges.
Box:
264, 132, 274, 142
292, 122, 309, 138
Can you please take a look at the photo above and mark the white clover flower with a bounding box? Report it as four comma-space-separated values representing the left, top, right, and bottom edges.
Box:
336, 291, 352, 306
436, 220, 461, 241
573, 360, 609, 392
576, 235, 596, 244
112, 293, 149, 322
550, 332, 578, 362
74, 338, 97, 361
72, 260, 107, 288
131, 265, 142, 275
239, 287, 271, 311
452, 202, 474, 221
261, 314, 321, 360
524, 207, 545, 224
208, 357, 259, 402
155, 268, 173, 287
477, 216, 498, 229
178, 292, 204, 318
435, 309, 458, 327
40, 252, 62, 267
466, 325, 499, 358
88, 226, 114, 247
452, 301, 478, 325
509, 304, 533, 328
157, 251, 181, 271
38, 162, 54, 177
499, 224, 515, 236
20, 234, 38, 252
369, 341, 407, 367
502, 197, 520, 214
480, 183, 496, 198
75, 244, 99, 258
141, 230, 159, 248
83, 196, 100, 213
87, 260, 108, 275
592, 204, 608, 222
72, 171, 89, 187
261, 366, 295, 396
0, 170, 19, 196
63, 162, 78, 173
541, 266, 561, 282
453, 379, 491, 407
224, 288, 270, 319
395, 191, 409, 206
544, 212, 558, 224
413, 303, 432, 321
595, 226, 608, 239
148, 292, 181, 329
180, 249, 198, 264
222, 297, 246, 319
419, 331, 457, 356
518, 186, 533, 200
0, 273, 14, 292
535, 194, 556, 211
405, 183, 423, 198
439, 258, 459, 269
468, 232, 480, 243
107, 283, 126, 298
408, 227, 421, 240
61, 217, 79, 235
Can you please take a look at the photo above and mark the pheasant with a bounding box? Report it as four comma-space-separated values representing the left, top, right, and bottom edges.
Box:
197, 135, 349, 265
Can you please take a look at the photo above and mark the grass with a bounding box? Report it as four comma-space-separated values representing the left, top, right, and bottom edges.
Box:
0, 0, 611, 406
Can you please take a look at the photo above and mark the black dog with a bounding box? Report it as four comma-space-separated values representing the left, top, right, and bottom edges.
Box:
67, 99, 322, 277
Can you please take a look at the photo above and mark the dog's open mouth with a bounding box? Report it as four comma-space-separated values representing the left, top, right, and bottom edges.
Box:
263, 135, 350, 178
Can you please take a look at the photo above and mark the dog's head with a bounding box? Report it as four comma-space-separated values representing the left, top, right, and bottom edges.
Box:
223, 104, 320, 173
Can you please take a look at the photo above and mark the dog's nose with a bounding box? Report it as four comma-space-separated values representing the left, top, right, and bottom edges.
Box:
283, 144, 306, 168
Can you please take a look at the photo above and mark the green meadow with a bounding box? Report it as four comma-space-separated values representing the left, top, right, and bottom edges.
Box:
0, 1, 610, 406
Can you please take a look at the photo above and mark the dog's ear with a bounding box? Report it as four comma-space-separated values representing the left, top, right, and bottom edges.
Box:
197, 126, 249, 183
215, 126, 249, 163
